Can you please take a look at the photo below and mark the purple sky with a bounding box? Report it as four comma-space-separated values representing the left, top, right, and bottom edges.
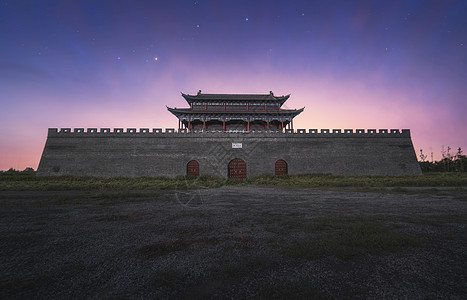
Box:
1, 0, 466, 170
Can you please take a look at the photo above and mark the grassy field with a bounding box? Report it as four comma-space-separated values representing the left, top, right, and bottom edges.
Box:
1, 186, 465, 298
1, 171, 466, 191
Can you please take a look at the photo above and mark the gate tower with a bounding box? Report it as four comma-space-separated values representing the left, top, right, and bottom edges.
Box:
167, 90, 304, 132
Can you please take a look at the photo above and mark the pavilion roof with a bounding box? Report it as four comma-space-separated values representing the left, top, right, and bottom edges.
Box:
181, 91, 290, 104
167, 107, 304, 117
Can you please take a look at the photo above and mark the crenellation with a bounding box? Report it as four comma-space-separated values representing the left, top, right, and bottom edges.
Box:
43, 127, 414, 137
48, 128, 58, 135
38, 90, 420, 178
38, 127, 421, 177
44, 127, 411, 136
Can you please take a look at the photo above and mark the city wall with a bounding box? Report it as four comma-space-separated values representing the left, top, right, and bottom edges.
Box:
37, 128, 422, 177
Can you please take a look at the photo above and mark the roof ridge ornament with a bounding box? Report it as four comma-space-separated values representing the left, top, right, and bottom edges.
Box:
198, 90, 202, 95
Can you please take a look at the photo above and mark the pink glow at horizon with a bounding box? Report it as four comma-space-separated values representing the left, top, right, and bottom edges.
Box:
1, 71, 463, 170
1, 1, 466, 170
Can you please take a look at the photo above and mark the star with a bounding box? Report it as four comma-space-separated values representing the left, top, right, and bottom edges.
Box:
154, 57, 158, 61
196, 24, 200, 28
245, 17, 249, 21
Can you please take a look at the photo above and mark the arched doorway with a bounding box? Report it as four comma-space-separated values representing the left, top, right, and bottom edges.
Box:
275, 159, 288, 176
228, 158, 247, 179
187, 160, 200, 176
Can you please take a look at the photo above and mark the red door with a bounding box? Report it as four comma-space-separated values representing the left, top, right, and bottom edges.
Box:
275, 159, 288, 176
187, 160, 199, 176
228, 158, 247, 179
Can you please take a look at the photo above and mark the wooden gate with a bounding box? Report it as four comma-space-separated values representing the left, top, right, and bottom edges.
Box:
228, 158, 247, 179
187, 160, 199, 176
275, 159, 288, 176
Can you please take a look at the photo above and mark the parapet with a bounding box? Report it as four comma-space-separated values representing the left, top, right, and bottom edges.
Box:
47, 127, 411, 137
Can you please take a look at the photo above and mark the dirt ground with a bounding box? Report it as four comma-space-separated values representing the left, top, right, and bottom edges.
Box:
1, 186, 466, 299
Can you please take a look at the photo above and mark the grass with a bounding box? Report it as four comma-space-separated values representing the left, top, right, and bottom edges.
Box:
0, 233, 37, 243
135, 240, 190, 259
213, 256, 275, 280
257, 279, 332, 299
283, 217, 424, 260
250, 172, 467, 188
150, 270, 182, 289
96, 214, 140, 222
2, 184, 465, 298
0, 276, 51, 299
1, 172, 466, 191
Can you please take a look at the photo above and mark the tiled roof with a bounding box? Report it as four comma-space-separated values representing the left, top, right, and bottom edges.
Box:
181, 91, 290, 104
167, 107, 304, 116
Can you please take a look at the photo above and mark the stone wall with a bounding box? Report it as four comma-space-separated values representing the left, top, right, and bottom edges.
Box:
37, 128, 422, 177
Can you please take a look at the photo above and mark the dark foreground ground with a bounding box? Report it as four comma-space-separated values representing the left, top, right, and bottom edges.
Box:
1, 186, 466, 299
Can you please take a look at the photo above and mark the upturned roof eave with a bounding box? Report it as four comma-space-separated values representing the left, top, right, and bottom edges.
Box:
166, 107, 303, 116
181, 92, 290, 104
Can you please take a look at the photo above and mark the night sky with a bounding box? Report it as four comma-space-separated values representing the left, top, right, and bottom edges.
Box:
1, 0, 466, 170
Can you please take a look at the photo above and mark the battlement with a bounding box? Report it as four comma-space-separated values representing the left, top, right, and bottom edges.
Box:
39, 127, 420, 177
48, 128, 411, 137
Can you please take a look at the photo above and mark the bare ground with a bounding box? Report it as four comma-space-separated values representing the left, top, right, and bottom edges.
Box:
1, 186, 466, 299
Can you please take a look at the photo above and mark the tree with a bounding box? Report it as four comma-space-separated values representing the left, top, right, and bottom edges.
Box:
419, 149, 427, 162
418, 146, 465, 173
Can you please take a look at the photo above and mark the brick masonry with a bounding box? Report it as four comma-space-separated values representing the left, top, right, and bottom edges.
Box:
37, 128, 422, 177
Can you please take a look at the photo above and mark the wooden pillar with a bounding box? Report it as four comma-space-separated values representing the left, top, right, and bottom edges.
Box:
203, 120, 206, 129
281, 120, 284, 132
247, 120, 250, 132
266, 120, 269, 130
205, 104, 207, 110
291, 119, 294, 130
188, 120, 191, 131
223, 120, 226, 131
178, 119, 180, 130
